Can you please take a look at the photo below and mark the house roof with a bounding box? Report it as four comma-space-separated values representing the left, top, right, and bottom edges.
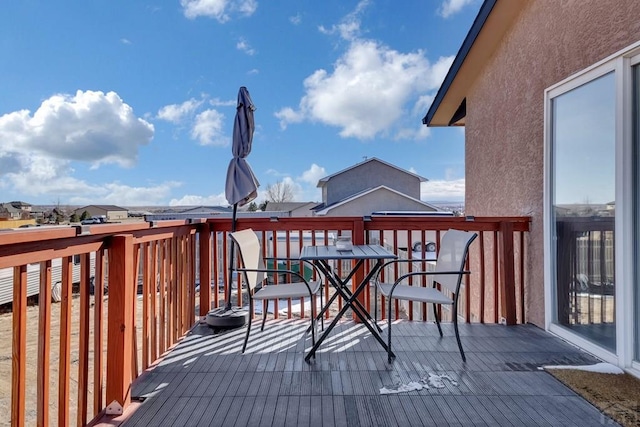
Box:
313, 185, 441, 216
77, 204, 128, 212
316, 157, 427, 188
1, 203, 21, 213
178, 206, 232, 214
423, 0, 525, 127
265, 202, 317, 212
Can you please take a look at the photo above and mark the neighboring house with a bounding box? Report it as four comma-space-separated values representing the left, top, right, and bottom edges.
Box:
314, 158, 439, 217
74, 205, 128, 221
424, 0, 640, 373
9, 201, 31, 212
0, 203, 23, 220
264, 202, 317, 217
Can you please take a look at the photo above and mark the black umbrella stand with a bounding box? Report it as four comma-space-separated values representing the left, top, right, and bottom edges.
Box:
205, 203, 249, 330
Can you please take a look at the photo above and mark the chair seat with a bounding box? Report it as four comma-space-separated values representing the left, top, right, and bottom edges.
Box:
253, 280, 322, 300
377, 282, 453, 305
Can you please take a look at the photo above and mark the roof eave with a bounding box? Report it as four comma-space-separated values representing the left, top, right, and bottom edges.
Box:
423, 0, 525, 127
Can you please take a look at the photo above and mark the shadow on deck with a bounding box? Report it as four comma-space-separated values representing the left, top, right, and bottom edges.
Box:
97, 321, 619, 426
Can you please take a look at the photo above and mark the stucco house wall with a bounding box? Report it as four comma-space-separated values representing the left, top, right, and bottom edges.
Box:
463, 0, 640, 326
323, 160, 421, 206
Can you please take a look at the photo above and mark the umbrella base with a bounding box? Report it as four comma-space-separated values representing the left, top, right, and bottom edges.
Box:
206, 306, 249, 330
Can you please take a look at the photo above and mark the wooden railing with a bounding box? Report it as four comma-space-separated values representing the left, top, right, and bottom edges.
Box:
0, 215, 529, 425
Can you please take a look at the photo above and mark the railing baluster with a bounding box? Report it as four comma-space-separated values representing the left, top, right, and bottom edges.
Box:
93, 249, 105, 417
200, 225, 211, 317
78, 252, 91, 426
37, 260, 52, 427
142, 242, 150, 371
58, 256, 73, 425
12, 265, 27, 427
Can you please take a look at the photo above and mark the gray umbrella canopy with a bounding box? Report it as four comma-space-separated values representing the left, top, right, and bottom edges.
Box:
225, 86, 259, 207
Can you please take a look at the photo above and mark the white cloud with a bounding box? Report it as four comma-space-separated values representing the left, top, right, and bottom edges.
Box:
318, 0, 369, 41
420, 179, 465, 201
0, 90, 153, 169
439, 0, 476, 18
260, 164, 324, 202
300, 163, 325, 185
120, 38, 132, 45
157, 98, 203, 123
0, 148, 180, 206
71, 181, 182, 206
289, 14, 301, 25
169, 192, 228, 206
274, 107, 303, 130
276, 1, 455, 141
191, 109, 227, 146
209, 97, 236, 107
180, 0, 257, 22
236, 38, 255, 55
276, 40, 443, 140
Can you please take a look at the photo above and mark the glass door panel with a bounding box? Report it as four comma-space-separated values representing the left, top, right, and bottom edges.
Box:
551, 72, 616, 351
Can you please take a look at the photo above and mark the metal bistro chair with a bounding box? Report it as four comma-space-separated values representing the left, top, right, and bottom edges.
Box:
230, 229, 323, 355
374, 229, 477, 362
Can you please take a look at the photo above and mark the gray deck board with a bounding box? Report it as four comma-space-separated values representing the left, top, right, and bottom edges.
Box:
117, 321, 621, 426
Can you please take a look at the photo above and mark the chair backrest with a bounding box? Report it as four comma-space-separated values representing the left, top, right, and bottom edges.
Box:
434, 229, 478, 293
229, 228, 266, 292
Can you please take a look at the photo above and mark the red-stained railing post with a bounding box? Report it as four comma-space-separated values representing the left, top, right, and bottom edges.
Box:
499, 221, 517, 325
199, 224, 212, 317
106, 234, 135, 414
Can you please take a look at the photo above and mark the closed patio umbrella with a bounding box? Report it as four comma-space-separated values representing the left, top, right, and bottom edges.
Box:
207, 86, 258, 329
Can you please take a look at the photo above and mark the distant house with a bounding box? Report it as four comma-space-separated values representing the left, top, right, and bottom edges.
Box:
264, 202, 318, 217
178, 206, 233, 215
313, 158, 439, 217
0, 201, 33, 220
9, 201, 31, 212
74, 205, 128, 221
423, 0, 640, 372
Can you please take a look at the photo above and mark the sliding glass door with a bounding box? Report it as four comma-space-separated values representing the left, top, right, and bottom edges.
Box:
550, 72, 616, 351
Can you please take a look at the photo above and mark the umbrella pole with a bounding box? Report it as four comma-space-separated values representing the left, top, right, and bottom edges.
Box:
205, 202, 247, 330
226, 203, 238, 311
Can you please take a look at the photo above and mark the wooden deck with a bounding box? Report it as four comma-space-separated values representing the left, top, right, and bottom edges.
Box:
111, 320, 618, 426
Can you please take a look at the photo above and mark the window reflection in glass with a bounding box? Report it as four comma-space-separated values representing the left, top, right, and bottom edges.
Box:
551, 72, 616, 351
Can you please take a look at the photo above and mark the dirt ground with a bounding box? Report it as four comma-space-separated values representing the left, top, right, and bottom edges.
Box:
0, 294, 146, 427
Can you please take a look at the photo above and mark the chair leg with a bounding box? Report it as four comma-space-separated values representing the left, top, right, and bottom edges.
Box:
387, 298, 394, 363
261, 300, 268, 331
433, 303, 443, 337
242, 301, 253, 354
374, 283, 379, 324
311, 297, 316, 359
453, 301, 466, 362
320, 284, 325, 331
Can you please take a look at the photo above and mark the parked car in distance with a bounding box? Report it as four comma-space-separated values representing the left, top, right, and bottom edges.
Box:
81, 218, 101, 225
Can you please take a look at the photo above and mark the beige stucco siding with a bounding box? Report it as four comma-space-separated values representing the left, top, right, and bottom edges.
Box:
465, 0, 640, 326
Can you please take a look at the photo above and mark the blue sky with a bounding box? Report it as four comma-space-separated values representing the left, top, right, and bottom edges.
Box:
0, 0, 479, 207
